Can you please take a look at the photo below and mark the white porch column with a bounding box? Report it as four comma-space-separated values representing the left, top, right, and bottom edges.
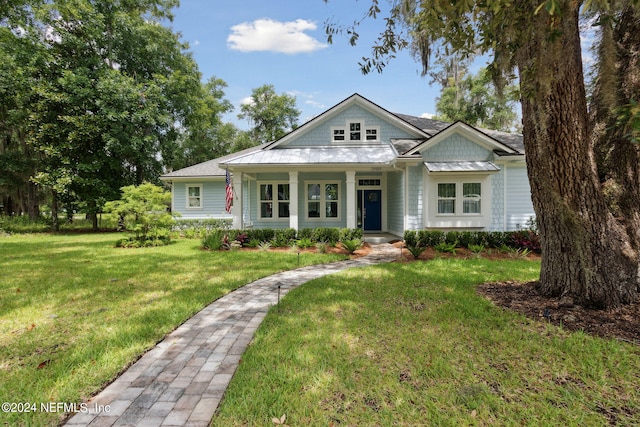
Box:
346, 170, 357, 229
289, 171, 299, 230
232, 171, 243, 229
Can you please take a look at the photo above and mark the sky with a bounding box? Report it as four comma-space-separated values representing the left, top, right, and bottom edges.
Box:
167, 0, 455, 130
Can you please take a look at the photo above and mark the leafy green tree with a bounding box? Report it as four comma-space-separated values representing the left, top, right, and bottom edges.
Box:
104, 182, 174, 246
326, 0, 640, 309
435, 67, 520, 132
3, 0, 201, 229
170, 77, 236, 170
238, 84, 301, 144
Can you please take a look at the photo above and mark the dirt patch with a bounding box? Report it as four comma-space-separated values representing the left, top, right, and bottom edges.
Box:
478, 281, 640, 345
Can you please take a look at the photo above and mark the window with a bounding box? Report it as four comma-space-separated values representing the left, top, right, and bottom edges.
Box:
186, 185, 202, 209
307, 182, 340, 219
349, 122, 361, 141
332, 121, 379, 143
437, 183, 456, 214
437, 182, 482, 215
358, 179, 381, 186
463, 183, 481, 214
259, 183, 290, 219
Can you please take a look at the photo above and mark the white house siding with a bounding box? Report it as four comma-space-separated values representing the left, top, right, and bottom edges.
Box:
386, 171, 404, 235
171, 180, 233, 220
505, 165, 535, 230
406, 164, 424, 230
281, 104, 418, 148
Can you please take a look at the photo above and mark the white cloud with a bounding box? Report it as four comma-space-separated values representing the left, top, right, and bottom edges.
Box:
227, 18, 328, 54
420, 112, 436, 119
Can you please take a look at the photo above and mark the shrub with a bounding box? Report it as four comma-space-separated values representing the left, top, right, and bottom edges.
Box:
201, 229, 226, 251
313, 228, 340, 244
271, 229, 296, 247
403, 230, 418, 248
341, 238, 362, 254
435, 241, 457, 254
406, 245, 427, 259
315, 241, 329, 254
258, 241, 272, 252
510, 229, 541, 252
104, 183, 174, 247
418, 230, 445, 247
296, 237, 315, 249
298, 228, 314, 240
340, 227, 363, 241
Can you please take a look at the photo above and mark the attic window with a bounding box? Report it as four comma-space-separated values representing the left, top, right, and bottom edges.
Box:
349, 122, 361, 141
332, 121, 380, 143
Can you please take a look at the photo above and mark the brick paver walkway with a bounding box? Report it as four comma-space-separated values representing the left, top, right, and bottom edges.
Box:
65, 243, 399, 427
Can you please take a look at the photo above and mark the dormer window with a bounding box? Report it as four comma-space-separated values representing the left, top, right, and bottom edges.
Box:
349, 122, 361, 141
332, 120, 380, 143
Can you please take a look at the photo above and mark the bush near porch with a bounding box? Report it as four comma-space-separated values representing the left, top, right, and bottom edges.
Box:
403, 229, 541, 253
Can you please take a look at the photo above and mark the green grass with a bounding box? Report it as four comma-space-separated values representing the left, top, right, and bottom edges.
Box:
213, 258, 640, 426
0, 233, 347, 426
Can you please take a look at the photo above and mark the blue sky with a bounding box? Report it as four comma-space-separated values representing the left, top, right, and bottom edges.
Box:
168, 0, 448, 129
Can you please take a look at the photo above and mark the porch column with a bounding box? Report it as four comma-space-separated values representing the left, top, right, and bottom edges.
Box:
289, 171, 299, 230
232, 171, 243, 229
346, 170, 356, 229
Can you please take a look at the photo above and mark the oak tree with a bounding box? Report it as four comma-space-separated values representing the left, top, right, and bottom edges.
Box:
326, 0, 640, 308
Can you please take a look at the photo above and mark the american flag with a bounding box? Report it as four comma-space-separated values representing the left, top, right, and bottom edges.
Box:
225, 169, 233, 213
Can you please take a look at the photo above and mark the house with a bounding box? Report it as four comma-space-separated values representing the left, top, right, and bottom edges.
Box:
160, 94, 534, 237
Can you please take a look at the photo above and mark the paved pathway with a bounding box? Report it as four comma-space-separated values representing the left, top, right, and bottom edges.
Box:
65, 243, 400, 427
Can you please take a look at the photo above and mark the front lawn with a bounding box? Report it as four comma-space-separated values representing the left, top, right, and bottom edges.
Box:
213, 258, 640, 426
0, 233, 347, 426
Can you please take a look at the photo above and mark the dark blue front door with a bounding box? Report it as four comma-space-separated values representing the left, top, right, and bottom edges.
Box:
363, 190, 382, 231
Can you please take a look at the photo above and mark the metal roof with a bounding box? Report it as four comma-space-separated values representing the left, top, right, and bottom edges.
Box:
424, 161, 501, 173
222, 145, 398, 166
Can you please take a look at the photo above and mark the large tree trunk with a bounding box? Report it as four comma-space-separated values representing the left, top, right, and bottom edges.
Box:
516, 1, 638, 309
591, 2, 640, 256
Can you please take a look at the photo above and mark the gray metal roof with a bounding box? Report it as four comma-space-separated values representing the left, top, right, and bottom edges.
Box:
425, 161, 501, 173
160, 144, 267, 179
395, 113, 524, 154
222, 145, 397, 166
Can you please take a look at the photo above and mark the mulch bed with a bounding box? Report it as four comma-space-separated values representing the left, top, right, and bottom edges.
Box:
477, 281, 640, 345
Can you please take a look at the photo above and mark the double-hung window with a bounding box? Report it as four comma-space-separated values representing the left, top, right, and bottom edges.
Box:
307, 182, 339, 219
186, 185, 202, 209
259, 183, 290, 219
437, 182, 482, 215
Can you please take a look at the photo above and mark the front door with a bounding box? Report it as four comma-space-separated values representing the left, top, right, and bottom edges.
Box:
360, 189, 382, 231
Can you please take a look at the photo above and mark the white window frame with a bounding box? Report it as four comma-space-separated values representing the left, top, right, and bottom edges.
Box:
426, 174, 492, 229
364, 126, 380, 142
258, 182, 290, 220
305, 181, 341, 221
186, 184, 203, 209
435, 181, 482, 216
331, 120, 380, 143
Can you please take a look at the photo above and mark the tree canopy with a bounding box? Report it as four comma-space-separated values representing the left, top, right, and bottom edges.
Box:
238, 84, 301, 144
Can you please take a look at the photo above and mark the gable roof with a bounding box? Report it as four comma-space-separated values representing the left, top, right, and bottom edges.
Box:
393, 114, 524, 155
265, 93, 431, 149
161, 94, 525, 180
405, 121, 520, 156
